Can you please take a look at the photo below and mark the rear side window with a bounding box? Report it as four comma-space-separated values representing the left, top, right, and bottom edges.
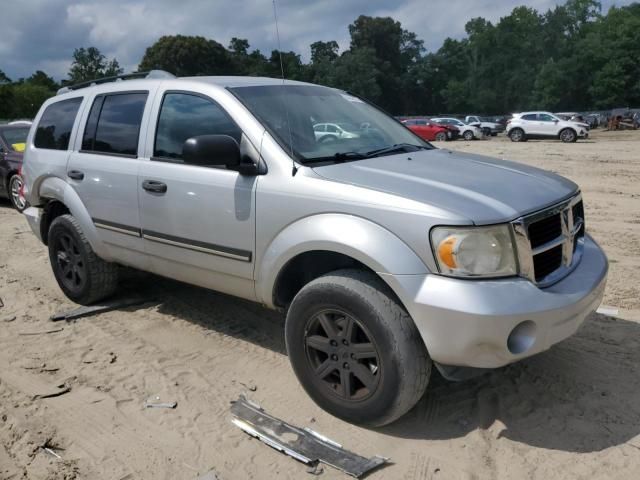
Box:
154, 92, 241, 161
521, 114, 537, 121
34, 97, 82, 150
82, 92, 148, 156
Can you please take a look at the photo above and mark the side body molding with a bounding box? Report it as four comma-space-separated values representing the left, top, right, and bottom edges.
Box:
37, 176, 112, 261
256, 213, 429, 308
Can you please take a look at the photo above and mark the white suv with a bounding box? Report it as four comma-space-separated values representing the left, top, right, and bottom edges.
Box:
507, 111, 589, 143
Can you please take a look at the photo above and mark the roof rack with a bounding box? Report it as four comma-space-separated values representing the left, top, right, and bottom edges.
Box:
57, 70, 175, 95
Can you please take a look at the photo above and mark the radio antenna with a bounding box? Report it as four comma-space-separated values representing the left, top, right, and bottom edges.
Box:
272, 0, 298, 176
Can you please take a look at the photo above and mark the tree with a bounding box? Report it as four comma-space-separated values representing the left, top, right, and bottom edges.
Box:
26, 70, 58, 91
68, 47, 123, 83
139, 35, 233, 76
0, 70, 10, 84
310, 41, 339, 63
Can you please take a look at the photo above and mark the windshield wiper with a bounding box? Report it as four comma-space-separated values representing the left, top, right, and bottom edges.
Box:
364, 143, 430, 158
302, 151, 368, 164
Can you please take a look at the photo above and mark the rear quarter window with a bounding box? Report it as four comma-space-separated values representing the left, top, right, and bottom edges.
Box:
34, 97, 83, 150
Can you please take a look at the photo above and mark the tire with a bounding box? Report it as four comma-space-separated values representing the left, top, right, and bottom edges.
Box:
491, 132, 498, 137
482, 127, 491, 137
285, 269, 431, 427
434, 131, 447, 142
463, 130, 474, 141
319, 135, 337, 144
48, 214, 119, 305
509, 128, 525, 142
559, 128, 577, 143
8, 174, 27, 212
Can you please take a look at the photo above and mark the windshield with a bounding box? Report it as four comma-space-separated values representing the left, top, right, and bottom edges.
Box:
230, 84, 431, 163
1, 128, 29, 151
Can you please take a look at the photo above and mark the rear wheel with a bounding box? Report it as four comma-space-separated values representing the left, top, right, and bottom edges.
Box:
509, 128, 525, 142
8, 174, 27, 212
559, 128, 577, 143
285, 269, 431, 426
434, 131, 447, 142
48, 214, 119, 305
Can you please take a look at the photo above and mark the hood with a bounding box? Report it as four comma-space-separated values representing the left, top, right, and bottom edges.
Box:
311, 149, 578, 224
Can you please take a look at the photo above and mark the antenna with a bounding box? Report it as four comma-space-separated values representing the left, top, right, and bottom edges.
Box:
272, 0, 298, 176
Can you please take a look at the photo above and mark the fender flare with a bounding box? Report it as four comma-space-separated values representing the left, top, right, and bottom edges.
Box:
38, 176, 113, 261
256, 213, 429, 307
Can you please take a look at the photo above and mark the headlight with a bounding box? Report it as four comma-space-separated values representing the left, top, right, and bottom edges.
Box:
430, 225, 517, 278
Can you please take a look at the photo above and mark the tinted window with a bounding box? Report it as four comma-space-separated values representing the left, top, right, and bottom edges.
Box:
34, 98, 82, 150
326, 124, 339, 133
521, 114, 537, 121
1, 128, 30, 151
89, 93, 147, 156
538, 114, 555, 122
82, 96, 104, 151
154, 93, 241, 161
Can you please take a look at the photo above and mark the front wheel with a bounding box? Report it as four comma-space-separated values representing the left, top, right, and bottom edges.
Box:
559, 128, 577, 143
463, 130, 475, 141
285, 269, 431, 427
48, 214, 119, 305
8, 174, 27, 212
434, 131, 447, 142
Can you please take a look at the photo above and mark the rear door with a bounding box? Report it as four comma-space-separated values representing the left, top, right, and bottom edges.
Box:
519, 114, 539, 134
138, 89, 257, 300
66, 89, 155, 269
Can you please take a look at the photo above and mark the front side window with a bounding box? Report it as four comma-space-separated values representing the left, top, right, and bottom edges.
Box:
230, 85, 431, 164
81, 92, 147, 156
538, 114, 556, 122
34, 97, 83, 150
154, 93, 242, 161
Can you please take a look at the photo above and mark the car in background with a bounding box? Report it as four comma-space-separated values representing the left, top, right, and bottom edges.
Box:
0, 124, 29, 211
431, 117, 483, 140
402, 118, 452, 141
507, 112, 589, 143
555, 112, 589, 129
464, 115, 504, 136
313, 122, 360, 143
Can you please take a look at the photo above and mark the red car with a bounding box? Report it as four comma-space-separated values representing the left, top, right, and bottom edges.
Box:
402, 118, 454, 141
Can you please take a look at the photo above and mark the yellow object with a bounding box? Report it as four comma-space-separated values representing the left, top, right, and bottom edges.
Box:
437, 235, 458, 268
12, 143, 26, 152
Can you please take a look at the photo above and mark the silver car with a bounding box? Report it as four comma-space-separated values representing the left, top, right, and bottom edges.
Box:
22, 72, 608, 426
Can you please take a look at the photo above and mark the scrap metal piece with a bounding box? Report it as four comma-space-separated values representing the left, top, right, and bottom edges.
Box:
230, 395, 387, 478
144, 395, 177, 409
50, 296, 154, 322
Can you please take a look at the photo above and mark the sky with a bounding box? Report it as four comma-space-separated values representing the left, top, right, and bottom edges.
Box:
0, 0, 634, 81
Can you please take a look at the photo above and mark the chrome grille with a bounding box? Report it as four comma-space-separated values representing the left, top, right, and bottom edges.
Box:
512, 194, 585, 287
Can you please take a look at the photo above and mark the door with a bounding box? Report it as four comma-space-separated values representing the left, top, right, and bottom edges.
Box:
138, 91, 257, 299
519, 113, 539, 135
537, 113, 559, 136
66, 90, 152, 269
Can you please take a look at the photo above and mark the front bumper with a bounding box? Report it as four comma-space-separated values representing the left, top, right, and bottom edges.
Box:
382, 234, 607, 368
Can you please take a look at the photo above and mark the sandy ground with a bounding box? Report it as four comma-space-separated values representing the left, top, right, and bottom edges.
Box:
1, 129, 639, 480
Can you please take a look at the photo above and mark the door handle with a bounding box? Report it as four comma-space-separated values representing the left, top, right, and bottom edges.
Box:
142, 180, 167, 193
68, 170, 84, 181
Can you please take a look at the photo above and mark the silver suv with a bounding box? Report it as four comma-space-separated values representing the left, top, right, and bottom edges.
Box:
22, 72, 608, 426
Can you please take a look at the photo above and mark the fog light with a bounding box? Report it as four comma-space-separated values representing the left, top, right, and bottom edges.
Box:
507, 320, 537, 355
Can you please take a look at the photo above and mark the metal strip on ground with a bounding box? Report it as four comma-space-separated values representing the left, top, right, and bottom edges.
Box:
230, 395, 387, 478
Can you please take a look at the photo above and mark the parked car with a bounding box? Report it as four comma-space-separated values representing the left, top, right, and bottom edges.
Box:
22, 72, 607, 426
431, 117, 483, 140
0, 124, 30, 211
401, 118, 451, 141
313, 122, 360, 143
464, 115, 504, 136
507, 111, 589, 142
555, 112, 589, 130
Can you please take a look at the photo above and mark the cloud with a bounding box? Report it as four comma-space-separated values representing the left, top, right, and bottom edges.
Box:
0, 0, 634, 81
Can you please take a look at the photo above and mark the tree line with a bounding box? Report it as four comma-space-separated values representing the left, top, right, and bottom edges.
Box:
1, 0, 639, 120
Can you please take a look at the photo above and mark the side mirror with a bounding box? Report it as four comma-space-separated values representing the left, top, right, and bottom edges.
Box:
554, 119, 559, 123
183, 135, 241, 168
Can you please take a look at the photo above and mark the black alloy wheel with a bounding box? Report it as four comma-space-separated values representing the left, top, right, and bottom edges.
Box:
304, 309, 381, 401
